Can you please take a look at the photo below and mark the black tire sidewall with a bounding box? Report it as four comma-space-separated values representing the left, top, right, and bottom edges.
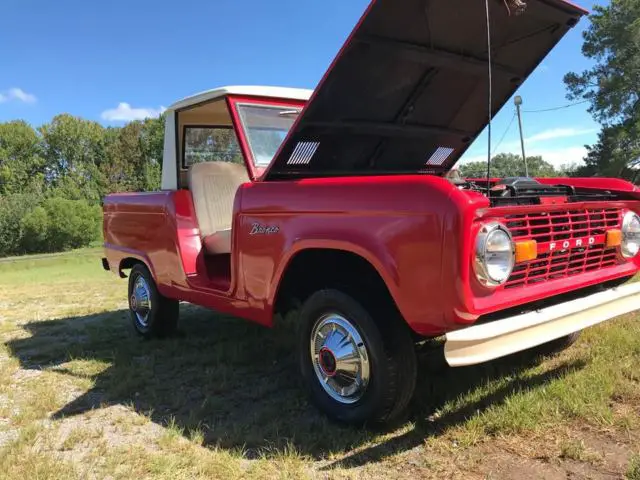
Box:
297, 290, 393, 425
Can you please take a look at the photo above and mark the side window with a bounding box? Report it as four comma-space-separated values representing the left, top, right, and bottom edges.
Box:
183, 127, 243, 167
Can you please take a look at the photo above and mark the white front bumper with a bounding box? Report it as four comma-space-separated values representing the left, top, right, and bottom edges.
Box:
445, 281, 640, 367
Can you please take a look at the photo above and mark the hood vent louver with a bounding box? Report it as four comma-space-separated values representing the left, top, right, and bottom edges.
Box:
287, 141, 320, 166
426, 146, 455, 166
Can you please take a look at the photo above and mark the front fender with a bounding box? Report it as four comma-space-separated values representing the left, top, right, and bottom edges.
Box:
237, 209, 446, 335
236, 175, 471, 335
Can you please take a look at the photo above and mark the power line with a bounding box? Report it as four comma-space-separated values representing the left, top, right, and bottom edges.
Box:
522, 100, 589, 113
492, 112, 516, 154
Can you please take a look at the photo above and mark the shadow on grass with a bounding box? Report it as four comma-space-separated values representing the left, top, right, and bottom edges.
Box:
5, 306, 584, 463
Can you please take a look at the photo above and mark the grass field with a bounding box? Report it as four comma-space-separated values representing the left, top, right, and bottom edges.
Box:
0, 248, 639, 479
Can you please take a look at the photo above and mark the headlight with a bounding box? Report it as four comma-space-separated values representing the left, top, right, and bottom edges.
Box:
474, 222, 515, 287
621, 211, 640, 258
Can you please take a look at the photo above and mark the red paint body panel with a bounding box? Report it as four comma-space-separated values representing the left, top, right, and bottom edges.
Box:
104, 190, 266, 325
103, 174, 640, 338
537, 177, 640, 195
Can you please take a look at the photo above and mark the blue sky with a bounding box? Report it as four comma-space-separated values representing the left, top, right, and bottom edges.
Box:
0, 0, 606, 168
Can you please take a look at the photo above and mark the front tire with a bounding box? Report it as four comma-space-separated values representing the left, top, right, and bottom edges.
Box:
128, 264, 179, 338
538, 331, 580, 356
297, 289, 416, 426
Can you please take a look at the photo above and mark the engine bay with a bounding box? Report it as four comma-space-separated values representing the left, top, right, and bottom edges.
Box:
446, 173, 620, 206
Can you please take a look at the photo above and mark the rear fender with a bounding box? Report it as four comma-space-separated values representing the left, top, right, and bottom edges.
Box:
103, 245, 156, 280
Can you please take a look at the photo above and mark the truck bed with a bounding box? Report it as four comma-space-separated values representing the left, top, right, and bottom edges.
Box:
103, 191, 198, 291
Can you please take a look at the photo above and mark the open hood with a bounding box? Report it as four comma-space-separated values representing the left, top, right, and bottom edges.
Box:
263, 0, 586, 180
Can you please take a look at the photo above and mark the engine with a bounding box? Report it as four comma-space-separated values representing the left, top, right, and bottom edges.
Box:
445, 173, 617, 206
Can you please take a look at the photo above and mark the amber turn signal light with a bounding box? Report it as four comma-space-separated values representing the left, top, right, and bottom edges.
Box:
515, 240, 537, 263
606, 229, 622, 248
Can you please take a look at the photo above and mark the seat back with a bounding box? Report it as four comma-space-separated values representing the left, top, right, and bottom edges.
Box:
188, 162, 249, 238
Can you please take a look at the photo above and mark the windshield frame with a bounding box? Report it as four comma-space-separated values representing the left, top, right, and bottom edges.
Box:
227, 95, 307, 180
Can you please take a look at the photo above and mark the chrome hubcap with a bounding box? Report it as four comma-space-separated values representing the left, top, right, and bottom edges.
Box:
310, 313, 370, 404
130, 276, 151, 327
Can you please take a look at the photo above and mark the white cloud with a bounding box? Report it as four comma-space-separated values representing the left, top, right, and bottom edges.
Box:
494, 127, 595, 152
101, 102, 166, 122
525, 127, 596, 143
526, 146, 588, 169
0, 87, 37, 104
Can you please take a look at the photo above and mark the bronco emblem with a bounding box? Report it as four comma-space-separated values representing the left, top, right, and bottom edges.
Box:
250, 223, 280, 235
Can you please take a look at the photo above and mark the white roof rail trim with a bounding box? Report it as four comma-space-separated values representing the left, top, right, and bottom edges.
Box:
168, 85, 313, 111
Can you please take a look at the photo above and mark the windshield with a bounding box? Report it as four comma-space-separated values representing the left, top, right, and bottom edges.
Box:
236, 104, 301, 167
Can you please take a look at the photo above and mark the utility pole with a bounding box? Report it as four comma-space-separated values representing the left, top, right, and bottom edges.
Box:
514, 95, 529, 177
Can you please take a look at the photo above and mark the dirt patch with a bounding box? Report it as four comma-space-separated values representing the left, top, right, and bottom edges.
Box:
472, 451, 567, 480
0, 429, 19, 448
446, 429, 635, 480
569, 428, 635, 475
321, 427, 640, 480
51, 405, 164, 463
11, 368, 43, 382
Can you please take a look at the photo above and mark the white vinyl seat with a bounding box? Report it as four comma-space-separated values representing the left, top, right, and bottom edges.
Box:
188, 161, 249, 254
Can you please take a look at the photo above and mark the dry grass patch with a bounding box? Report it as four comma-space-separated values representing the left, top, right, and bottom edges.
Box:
559, 439, 601, 463
1, 249, 640, 479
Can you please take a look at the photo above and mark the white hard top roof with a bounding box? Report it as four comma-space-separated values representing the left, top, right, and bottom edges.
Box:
167, 85, 313, 111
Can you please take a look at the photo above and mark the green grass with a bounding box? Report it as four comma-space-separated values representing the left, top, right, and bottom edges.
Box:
0, 248, 639, 478
0, 247, 104, 285
628, 454, 640, 480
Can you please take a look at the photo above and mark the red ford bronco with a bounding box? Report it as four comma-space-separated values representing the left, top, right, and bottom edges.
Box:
103, 0, 640, 425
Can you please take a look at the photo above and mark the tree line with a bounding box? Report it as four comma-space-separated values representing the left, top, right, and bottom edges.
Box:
458, 153, 565, 179
462, 1, 639, 183
0, 114, 164, 257
0, 1, 636, 257
563, 0, 639, 182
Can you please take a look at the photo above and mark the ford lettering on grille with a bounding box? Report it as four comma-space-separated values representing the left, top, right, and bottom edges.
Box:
499, 208, 622, 289
546, 236, 598, 252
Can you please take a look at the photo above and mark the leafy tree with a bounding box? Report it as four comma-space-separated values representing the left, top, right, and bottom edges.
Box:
20, 206, 49, 253
0, 121, 45, 195
139, 115, 165, 190
567, 124, 640, 180
564, 0, 640, 181
0, 112, 167, 257
0, 193, 41, 256
100, 116, 166, 193
102, 122, 144, 193
458, 153, 560, 178
39, 114, 107, 203
21, 198, 102, 253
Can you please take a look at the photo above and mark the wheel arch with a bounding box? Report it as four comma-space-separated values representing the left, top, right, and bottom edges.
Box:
118, 256, 153, 279
272, 245, 401, 320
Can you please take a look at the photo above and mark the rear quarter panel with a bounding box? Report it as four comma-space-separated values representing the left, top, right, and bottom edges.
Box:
103, 191, 197, 292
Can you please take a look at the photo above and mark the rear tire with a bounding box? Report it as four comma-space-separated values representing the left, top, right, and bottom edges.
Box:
297, 289, 416, 426
128, 264, 179, 339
